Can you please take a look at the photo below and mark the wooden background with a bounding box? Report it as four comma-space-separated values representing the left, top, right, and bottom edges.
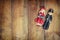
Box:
0, 0, 60, 40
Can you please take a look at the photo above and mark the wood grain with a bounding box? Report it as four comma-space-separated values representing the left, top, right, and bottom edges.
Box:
0, 0, 60, 40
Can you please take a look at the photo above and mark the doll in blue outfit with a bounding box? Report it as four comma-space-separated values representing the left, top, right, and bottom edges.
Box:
43, 9, 54, 30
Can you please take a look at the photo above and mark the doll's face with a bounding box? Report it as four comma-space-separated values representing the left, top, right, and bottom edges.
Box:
48, 12, 53, 15
39, 9, 45, 14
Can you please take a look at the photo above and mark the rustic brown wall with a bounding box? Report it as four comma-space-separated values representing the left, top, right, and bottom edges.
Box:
0, 0, 60, 40
1, 0, 28, 40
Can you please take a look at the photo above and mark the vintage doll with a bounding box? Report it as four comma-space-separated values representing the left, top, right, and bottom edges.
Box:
35, 7, 45, 26
43, 9, 54, 29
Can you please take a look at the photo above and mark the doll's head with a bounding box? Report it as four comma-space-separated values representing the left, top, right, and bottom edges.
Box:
39, 7, 45, 14
48, 9, 54, 15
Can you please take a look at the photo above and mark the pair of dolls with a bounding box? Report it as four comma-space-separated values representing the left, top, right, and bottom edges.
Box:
35, 7, 54, 30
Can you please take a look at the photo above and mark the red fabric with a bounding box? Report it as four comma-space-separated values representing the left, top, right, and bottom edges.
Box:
35, 17, 44, 25
34, 7, 45, 26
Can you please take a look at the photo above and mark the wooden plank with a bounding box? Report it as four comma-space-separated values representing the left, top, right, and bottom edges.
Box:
12, 0, 28, 40
0, 0, 4, 40
1, 0, 12, 40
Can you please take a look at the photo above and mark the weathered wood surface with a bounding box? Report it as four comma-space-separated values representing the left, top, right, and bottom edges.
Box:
0, 0, 60, 40
0, 0, 4, 40
12, 0, 28, 40
1, 0, 12, 40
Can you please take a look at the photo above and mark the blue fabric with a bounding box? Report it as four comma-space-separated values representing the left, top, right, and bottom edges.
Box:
43, 14, 52, 30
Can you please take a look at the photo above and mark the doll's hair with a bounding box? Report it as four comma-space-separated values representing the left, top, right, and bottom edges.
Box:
48, 8, 54, 13
40, 6, 45, 10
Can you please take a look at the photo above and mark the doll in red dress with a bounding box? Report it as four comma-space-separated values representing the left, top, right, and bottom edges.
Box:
35, 7, 45, 26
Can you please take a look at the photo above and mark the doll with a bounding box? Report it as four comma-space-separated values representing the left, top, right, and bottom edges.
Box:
35, 7, 45, 26
43, 9, 54, 29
